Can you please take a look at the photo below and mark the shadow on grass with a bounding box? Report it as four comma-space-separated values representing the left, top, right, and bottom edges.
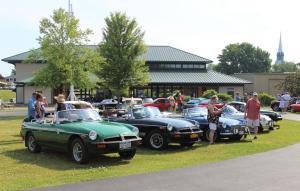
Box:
0, 140, 23, 145
2, 148, 131, 170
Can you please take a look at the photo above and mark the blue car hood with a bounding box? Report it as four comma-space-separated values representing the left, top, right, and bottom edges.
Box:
184, 115, 243, 126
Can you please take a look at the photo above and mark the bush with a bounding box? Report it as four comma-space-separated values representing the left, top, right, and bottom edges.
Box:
183, 95, 191, 102
217, 93, 233, 102
202, 89, 218, 99
258, 92, 275, 106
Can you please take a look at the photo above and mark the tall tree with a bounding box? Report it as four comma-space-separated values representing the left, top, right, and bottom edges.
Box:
216, 42, 272, 75
282, 72, 300, 96
26, 8, 102, 93
97, 12, 149, 97
272, 61, 299, 73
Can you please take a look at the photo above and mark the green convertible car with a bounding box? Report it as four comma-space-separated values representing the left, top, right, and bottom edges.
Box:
20, 109, 141, 164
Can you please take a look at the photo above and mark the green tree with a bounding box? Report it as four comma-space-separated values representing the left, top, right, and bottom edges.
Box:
272, 61, 299, 73
216, 42, 272, 75
283, 72, 300, 96
97, 12, 149, 97
26, 8, 102, 93
11, 69, 16, 75
202, 89, 218, 99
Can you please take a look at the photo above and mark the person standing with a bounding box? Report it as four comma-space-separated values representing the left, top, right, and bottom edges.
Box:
168, 95, 176, 112
279, 93, 285, 112
282, 92, 291, 113
176, 92, 184, 112
207, 95, 222, 144
27, 92, 37, 121
235, 92, 241, 102
244, 92, 260, 139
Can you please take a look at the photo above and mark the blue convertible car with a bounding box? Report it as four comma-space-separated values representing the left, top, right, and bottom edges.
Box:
181, 107, 249, 142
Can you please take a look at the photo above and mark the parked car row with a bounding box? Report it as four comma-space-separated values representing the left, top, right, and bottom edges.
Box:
20, 99, 281, 164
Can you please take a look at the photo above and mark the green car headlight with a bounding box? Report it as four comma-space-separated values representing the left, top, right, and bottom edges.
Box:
167, 124, 173, 131
89, 130, 98, 141
132, 126, 139, 135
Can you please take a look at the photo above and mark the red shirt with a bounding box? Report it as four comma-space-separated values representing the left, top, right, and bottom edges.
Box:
245, 98, 260, 120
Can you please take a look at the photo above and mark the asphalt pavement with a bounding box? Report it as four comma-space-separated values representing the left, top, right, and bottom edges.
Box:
31, 142, 300, 191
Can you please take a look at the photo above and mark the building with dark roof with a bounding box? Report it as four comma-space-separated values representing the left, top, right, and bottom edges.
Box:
2, 45, 251, 104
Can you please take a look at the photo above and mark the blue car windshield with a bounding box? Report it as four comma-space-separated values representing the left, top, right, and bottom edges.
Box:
57, 109, 102, 122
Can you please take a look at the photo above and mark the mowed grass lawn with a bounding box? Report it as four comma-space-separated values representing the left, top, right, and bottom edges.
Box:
0, 90, 15, 102
0, 117, 300, 191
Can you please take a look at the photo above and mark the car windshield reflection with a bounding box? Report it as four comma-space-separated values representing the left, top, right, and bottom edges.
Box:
223, 105, 239, 114
57, 109, 102, 122
131, 107, 161, 118
184, 108, 208, 117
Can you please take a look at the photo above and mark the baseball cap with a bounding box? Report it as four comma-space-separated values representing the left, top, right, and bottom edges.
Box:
253, 92, 258, 96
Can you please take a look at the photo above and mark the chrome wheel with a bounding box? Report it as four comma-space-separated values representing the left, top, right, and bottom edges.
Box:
150, 133, 164, 149
28, 136, 36, 151
72, 142, 83, 162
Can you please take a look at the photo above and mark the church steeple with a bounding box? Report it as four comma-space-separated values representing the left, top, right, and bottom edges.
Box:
275, 33, 284, 64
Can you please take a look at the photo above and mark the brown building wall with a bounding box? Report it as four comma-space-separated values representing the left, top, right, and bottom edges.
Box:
233, 73, 289, 96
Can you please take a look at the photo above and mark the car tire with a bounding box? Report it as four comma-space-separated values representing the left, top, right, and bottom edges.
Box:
26, 133, 41, 153
146, 130, 168, 150
70, 138, 89, 164
180, 143, 195, 147
205, 129, 218, 142
119, 149, 136, 160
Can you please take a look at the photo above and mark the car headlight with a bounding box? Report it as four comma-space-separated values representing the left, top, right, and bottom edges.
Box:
132, 126, 139, 135
89, 130, 98, 141
167, 124, 173, 131
222, 123, 227, 128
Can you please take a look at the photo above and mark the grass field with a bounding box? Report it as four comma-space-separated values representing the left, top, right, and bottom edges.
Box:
0, 117, 300, 191
0, 90, 16, 102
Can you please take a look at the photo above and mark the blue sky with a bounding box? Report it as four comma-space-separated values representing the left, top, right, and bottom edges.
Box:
1, 0, 300, 76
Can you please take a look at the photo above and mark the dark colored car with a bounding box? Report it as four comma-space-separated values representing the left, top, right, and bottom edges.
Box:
181, 107, 248, 142
143, 98, 171, 111
270, 97, 300, 112
228, 101, 283, 122
111, 106, 203, 150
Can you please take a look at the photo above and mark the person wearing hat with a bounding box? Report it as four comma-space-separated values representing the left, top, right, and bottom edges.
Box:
54, 94, 66, 111
244, 92, 260, 139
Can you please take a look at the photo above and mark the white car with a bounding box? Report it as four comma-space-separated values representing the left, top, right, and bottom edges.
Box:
221, 105, 274, 132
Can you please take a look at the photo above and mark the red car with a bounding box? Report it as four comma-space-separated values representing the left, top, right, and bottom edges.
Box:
196, 99, 225, 109
143, 98, 170, 111
290, 102, 300, 112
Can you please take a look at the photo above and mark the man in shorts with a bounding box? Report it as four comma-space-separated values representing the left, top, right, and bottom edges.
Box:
244, 92, 260, 139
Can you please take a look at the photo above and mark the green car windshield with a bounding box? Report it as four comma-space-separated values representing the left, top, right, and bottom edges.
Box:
57, 109, 102, 122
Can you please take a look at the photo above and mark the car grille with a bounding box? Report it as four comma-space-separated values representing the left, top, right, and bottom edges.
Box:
104, 135, 138, 142
104, 136, 122, 142
179, 127, 199, 133
123, 135, 138, 140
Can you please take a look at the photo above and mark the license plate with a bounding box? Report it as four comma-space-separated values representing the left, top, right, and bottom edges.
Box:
239, 131, 244, 135
190, 134, 199, 139
119, 141, 131, 150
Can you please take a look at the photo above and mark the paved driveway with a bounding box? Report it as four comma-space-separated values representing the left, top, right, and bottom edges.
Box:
282, 113, 300, 122
31, 142, 300, 191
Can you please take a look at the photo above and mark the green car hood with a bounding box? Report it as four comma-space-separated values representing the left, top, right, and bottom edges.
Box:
61, 121, 135, 138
